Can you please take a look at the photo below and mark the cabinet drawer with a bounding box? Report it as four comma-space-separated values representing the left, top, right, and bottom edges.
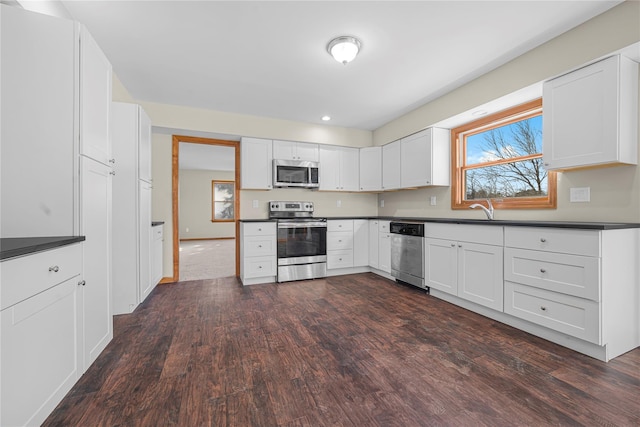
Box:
152, 226, 163, 240
504, 281, 600, 344
327, 250, 354, 269
242, 222, 276, 236
425, 223, 503, 246
243, 256, 276, 278
1, 243, 82, 310
505, 227, 600, 257
328, 220, 353, 232
505, 248, 600, 301
327, 232, 353, 251
243, 236, 276, 257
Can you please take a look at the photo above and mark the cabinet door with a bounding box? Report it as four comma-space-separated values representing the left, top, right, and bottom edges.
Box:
241, 138, 273, 189
353, 220, 369, 267
543, 55, 637, 169
319, 146, 341, 191
80, 157, 113, 371
152, 226, 163, 285
138, 107, 152, 183
340, 147, 360, 191
139, 181, 153, 301
458, 242, 504, 311
273, 140, 296, 160
378, 233, 392, 273
80, 25, 112, 165
368, 221, 379, 269
359, 147, 382, 191
295, 142, 319, 161
425, 238, 458, 295
1, 277, 80, 427
1, 5, 76, 237
382, 140, 401, 190
401, 129, 432, 187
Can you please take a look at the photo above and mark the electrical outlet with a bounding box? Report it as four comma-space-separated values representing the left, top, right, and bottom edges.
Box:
380, 199, 385, 208
252, 199, 259, 208
337, 200, 342, 208
430, 196, 437, 206
570, 187, 590, 202
185, 227, 189, 233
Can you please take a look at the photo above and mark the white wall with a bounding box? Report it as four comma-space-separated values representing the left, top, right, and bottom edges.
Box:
375, 1, 640, 223
179, 169, 235, 239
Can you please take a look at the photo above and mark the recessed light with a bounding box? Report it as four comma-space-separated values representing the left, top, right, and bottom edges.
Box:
472, 110, 488, 117
321, 115, 331, 121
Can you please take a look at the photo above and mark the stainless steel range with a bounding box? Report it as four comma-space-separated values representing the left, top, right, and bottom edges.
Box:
270, 201, 327, 282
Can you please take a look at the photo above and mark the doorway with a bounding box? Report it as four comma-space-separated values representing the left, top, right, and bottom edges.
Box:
171, 135, 240, 282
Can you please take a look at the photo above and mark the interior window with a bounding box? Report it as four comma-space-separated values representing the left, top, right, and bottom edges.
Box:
451, 99, 556, 210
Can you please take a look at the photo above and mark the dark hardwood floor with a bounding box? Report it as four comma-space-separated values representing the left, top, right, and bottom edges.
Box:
44, 273, 640, 426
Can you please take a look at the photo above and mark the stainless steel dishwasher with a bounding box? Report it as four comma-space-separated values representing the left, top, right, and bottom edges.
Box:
390, 222, 426, 289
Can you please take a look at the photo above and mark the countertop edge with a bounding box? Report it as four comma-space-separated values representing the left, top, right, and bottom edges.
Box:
239, 217, 640, 230
1, 236, 86, 261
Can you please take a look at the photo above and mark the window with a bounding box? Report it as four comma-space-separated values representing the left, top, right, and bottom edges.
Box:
452, 99, 556, 210
211, 180, 235, 221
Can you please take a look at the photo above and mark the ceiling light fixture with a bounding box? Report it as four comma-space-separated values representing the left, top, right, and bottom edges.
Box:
327, 36, 361, 65
321, 115, 331, 121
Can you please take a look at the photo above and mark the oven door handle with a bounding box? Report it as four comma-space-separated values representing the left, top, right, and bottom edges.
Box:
278, 222, 327, 229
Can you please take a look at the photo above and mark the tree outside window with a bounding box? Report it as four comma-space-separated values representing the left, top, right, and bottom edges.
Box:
211, 180, 235, 221
452, 99, 556, 210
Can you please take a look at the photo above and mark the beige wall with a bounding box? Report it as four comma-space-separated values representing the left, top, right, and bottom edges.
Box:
376, 1, 640, 223
179, 169, 235, 239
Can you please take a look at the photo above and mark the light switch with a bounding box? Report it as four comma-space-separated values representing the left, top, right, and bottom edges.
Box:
252, 199, 259, 208
380, 199, 385, 208
337, 200, 342, 208
570, 187, 590, 202
430, 196, 437, 206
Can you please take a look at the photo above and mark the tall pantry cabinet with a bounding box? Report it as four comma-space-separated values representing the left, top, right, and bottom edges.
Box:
1, 5, 114, 425
111, 102, 154, 315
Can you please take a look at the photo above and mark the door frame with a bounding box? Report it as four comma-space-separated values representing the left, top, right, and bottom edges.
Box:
171, 135, 240, 282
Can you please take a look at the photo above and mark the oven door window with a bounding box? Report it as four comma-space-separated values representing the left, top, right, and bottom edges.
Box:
276, 166, 309, 185
278, 226, 326, 258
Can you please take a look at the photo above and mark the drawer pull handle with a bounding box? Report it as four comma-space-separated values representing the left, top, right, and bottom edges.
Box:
540, 306, 548, 311
49, 266, 59, 273
540, 238, 547, 243
540, 268, 546, 273
258, 245, 262, 248
451, 244, 456, 247
78, 280, 86, 286
339, 258, 342, 261
258, 228, 262, 231
258, 265, 262, 269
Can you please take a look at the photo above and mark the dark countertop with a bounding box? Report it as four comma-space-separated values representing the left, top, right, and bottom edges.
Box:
152, 221, 165, 226
240, 217, 640, 230
1, 236, 86, 261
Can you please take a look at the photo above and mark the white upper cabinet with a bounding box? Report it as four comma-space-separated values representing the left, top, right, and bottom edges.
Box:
79, 25, 113, 166
0, 5, 76, 237
273, 140, 319, 161
241, 137, 273, 190
400, 128, 450, 188
359, 146, 382, 191
543, 55, 638, 170
319, 145, 359, 191
138, 108, 152, 183
382, 140, 401, 190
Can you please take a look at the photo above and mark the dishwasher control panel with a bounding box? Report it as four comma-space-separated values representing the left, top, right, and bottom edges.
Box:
390, 222, 425, 237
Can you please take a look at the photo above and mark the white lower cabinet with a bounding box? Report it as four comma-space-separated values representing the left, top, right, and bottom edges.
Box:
1, 244, 82, 427
368, 220, 379, 269
378, 221, 392, 274
425, 224, 503, 311
152, 224, 164, 285
327, 220, 354, 269
240, 222, 276, 285
503, 226, 639, 361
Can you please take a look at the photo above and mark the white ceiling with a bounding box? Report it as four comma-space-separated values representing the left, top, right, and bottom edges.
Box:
59, 0, 623, 131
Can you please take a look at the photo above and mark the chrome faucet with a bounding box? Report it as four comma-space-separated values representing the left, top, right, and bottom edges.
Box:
469, 199, 494, 220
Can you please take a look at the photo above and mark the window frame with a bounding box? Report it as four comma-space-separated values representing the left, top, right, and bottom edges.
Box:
211, 179, 236, 222
451, 98, 556, 210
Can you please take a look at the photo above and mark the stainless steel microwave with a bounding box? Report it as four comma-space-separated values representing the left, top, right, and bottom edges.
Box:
273, 159, 319, 188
